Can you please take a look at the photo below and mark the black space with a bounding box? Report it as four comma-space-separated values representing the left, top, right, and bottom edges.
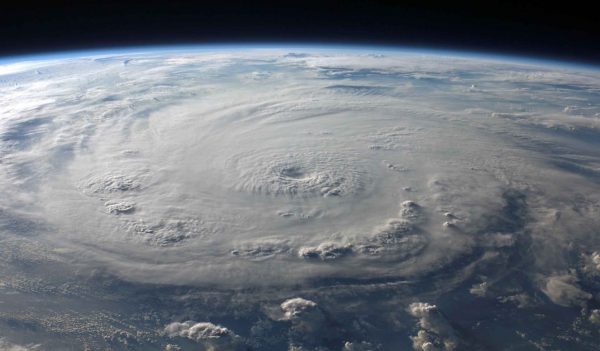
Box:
1, 0, 599, 65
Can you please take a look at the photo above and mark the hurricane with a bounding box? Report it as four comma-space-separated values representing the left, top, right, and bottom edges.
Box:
1, 47, 600, 350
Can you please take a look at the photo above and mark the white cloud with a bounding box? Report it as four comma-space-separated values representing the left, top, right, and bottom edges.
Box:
342, 341, 376, 351
298, 242, 353, 260
583, 251, 600, 273
0, 339, 41, 351
590, 309, 600, 324
408, 303, 459, 351
280, 298, 322, 323
542, 274, 592, 307
469, 282, 488, 297
164, 321, 244, 350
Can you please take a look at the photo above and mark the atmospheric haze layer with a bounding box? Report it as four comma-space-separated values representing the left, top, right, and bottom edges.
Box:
0, 47, 600, 350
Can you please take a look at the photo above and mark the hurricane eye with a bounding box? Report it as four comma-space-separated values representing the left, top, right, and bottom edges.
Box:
280, 166, 305, 178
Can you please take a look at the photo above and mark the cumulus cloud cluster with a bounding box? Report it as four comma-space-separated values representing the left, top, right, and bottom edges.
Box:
278, 297, 335, 350
408, 303, 459, 351
164, 321, 243, 350
280, 298, 322, 322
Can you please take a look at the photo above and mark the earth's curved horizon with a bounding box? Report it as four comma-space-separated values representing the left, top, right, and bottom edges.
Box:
1, 45, 600, 350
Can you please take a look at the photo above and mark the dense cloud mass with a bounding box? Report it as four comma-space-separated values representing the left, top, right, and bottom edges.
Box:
408, 303, 458, 351
164, 321, 243, 350
1, 48, 600, 349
